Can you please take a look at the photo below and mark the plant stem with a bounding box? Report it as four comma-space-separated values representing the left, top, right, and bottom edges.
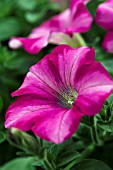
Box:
39, 138, 43, 147
73, 33, 86, 47
43, 159, 55, 170
43, 150, 56, 170
90, 116, 103, 146
61, 33, 86, 48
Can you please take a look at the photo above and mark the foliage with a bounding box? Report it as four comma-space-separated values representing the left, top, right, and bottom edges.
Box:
0, 0, 113, 170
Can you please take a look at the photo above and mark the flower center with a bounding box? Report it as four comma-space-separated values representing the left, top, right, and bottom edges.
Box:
58, 89, 78, 108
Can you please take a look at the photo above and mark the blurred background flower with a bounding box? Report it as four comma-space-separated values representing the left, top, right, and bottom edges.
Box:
95, 0, 113, 53
8, 0, 92, 54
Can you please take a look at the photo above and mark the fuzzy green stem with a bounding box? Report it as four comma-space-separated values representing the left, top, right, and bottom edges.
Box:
90, 116, 103, 146
90, 126, 100, 146
61, 33, 86, 48
43, 151, 56, 170
73, 33, 86, 47
39, 138, 43, 147
43, 159, 55, 170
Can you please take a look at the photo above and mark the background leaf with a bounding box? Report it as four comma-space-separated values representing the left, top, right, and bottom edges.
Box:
71, 159, 112, 170
98, 120, 113, 133
0, 97, 3, 112
0, 18, 21, 41
0, 132, 6, 144
0, 157, 36, 170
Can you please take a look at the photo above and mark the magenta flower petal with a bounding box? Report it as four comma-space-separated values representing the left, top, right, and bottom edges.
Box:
32, 0, 92, 34
51, 46, 95, 88
5, 95, 82, 144
95, 1, 113, 30
74, 61, 113, 116
95, 0, 113, 53
12, 45, 95, 98
103, 31, 113, 53
32, 106, 81, 144
75, 85, 112, 116
68, 1, 92, 33
9, 0, 92, 54
5, 45, 113, 143
72, 0, 90, 4
5, 95, 57, 131
39, 9, 70, 32
75, 62, 113, 92
107, 0, 113, 2
9, 31, 50, 54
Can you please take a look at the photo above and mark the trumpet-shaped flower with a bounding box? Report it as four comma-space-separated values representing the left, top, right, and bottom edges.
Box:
5, 45, 113, 144
9, 0, 92, 54
95, 0, 113, 53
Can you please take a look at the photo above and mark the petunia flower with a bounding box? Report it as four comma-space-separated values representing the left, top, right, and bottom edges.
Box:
5, 45, 113, 144
95, 0, 113, 53
9, 0, 92, 54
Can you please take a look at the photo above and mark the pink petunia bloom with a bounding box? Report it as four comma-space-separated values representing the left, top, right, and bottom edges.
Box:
95, 0, 113, 53
9, 0, 92, 54
5, 45, 113, 144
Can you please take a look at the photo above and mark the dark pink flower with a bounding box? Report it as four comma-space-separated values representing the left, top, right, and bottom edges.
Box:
9, 0, 92, 54
95, 0, 113, 53
5, 45, 113, 144
103, 31, 113, 53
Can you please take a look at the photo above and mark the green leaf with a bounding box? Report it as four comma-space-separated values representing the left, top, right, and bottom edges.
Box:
0, 157, 36, 170
98, 120, 113, 132
0, 96, 3, 111
0, 132, 6, 143
0, 45, 38, 74
17, 0, 37, 11
71, 159, 112, 170
101, 59, 113, 74
0, 0, 14, 18
0, 18, 21, 41
25, 11, 46, 23
107, 94, 113, 103
48, 139, 84, 166
57, 151, 80, 167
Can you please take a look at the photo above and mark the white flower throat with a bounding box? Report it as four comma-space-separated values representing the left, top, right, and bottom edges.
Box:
59, 89, 78, 108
